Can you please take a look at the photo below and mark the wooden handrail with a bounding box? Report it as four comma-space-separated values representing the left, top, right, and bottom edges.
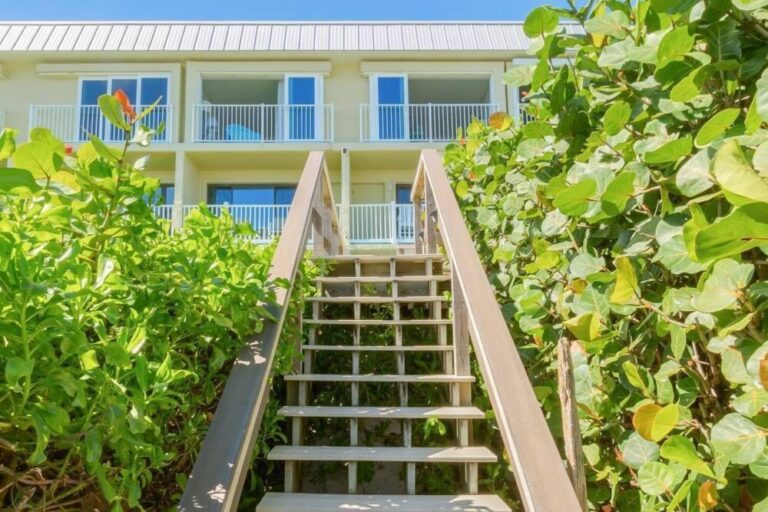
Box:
412, 150, 581, 511
178, 151, 341, 511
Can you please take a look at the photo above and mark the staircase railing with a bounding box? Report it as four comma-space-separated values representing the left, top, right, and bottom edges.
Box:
178, 151, 342, 511
411, 149, 581, 511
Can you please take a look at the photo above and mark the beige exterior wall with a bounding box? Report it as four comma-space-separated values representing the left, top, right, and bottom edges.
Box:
0, 50, 522, 214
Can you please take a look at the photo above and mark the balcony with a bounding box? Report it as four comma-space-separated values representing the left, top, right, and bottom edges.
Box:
29, 105, 173, 143
360, 103, 497, 142
154, 203, 415, 245
192, 104, 334, 143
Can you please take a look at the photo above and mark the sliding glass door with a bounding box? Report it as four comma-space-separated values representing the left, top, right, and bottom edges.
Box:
285, 76, 318, 141
374, 75, 407, 140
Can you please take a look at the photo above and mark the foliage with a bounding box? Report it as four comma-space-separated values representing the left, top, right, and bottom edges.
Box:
0, 94, 291, 510
446, 0, 768, 509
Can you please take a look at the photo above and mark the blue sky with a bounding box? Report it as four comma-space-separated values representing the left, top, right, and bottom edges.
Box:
2, 0, 567, 21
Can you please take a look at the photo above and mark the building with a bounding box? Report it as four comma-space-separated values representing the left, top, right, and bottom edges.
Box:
0, 21, 580, 248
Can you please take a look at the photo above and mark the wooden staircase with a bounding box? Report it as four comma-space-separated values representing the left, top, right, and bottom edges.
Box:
257, 254, 511, 511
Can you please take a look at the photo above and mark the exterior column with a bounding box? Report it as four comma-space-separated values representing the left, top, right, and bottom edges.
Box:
173, 150, 199, 231
341, 146, 351, 248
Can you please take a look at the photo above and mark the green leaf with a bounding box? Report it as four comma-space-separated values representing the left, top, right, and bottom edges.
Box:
695, 108, 740, 148
603, 101, 632, 136
733, 388, 768, 417
757, 68, 768, 124
0, 128, 17, 161
621, 433, 660, 470
692, 258, 754, 312
553, 178, 597, 217
645, 136, 693, 164
712, 140, 768, 206
584, 11, 630, 38
13, 141, 59, 179
676, 149, 715, 197
0, 168, 41, 194
98, 93, 131, 132
732, 0, 768, 9
610, 256, 639, 304
601, 171, 636, 217
455, 180, 470, 199
660, 435, 715, 477
523, 6, 560, 37
564, 312, 602, 342
746, 97, 762, 134
5, 357, 34, 388
29, 127, 66, 154
637, 461, 685, 496
710, 413, 766, 464
670, 72, 701, 102
686, 204, 768, 262
721, 348, 749, 385
503, 66, 535, 87
651, 404, 680, 441
569, 253, 605, 279
670, 325, 687, 359
657, 26, 695, 67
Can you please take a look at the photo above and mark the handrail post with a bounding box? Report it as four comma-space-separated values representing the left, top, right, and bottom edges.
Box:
414, 149, 582, 512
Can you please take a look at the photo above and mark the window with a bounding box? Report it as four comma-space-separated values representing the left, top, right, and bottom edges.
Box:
286, 76, 320, 141
395, 184, 414, 241
78, 76, 169, 141
207, 185, 296, 205
395, 184, 412, 205
373, 75, 407, 140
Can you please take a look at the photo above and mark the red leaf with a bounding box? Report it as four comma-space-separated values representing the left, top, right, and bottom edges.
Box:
113, 89, 137, 121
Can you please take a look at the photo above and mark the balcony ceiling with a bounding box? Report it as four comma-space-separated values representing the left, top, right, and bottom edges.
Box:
0, 22, 584, 53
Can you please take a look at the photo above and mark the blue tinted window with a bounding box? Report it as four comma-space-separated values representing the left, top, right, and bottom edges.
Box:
208, 185, 297, 205
396, 185, 412, 204
110, 78, 138, 104
378, 77, 405, 105
288, 77, 315, 105
81, 80, 108, 105
140, 77, 168, 106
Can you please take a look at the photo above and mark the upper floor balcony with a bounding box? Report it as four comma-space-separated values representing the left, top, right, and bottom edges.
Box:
360, 74, 496, 142
29, 104, 173, 144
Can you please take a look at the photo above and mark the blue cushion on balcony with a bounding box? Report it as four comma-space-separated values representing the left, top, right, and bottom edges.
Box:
225, 123, 262, 141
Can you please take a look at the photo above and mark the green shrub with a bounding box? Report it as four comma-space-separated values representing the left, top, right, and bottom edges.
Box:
446, 1, 768, 509
0, 96, 287, 510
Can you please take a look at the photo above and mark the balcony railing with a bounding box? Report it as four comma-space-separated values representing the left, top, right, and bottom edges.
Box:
344, 203, 415, 244
153, 203, 415, 245
29, 105, 173, 143
192, 104, 334, 143
360, 103, 498, 142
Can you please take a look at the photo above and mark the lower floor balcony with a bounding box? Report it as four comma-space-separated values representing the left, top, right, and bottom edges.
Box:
153, 202, 415, 245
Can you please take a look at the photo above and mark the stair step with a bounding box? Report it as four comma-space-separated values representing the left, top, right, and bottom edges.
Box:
257, 493, 512, 512
284, 373, 474, 383
316, 275, 450, 284
306, 295, 448, 303
278, 406, 485, 420
267, 446, 497, 463
313, 254, 444, 263
302, 344, 452, 352
304, 319, 451, 326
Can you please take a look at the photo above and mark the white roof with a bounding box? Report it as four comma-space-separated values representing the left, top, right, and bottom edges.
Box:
0, 22, 583, 52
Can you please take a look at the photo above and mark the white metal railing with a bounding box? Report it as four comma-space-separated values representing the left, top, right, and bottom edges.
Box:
342, 202, 415, 244
192, 104, 334, 143
153, 204, 292, 243
152, 202, 415, 245
360, 103, 498, 142
29, 104, 173, 143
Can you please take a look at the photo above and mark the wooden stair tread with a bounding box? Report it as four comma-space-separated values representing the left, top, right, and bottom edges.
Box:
257, 493, 511, 512
302, 344, 452, 352
312, 254, 444, 263
316, 275, 450, 284
304, 318, 452, 326
284, 373, 474, 383
267, 446, 497, 463
306, 295, 448, 303
278, 406, 484, 419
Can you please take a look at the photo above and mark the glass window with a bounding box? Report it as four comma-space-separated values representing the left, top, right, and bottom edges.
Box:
377, 77, 405, 105
110, 78, 138, 103
140, 77, 168, 106
207, 185, 297, 205
288, 77, 315, 105
287, 77, 316, 140
80, 79, 108, 105
79, 80, 109, 141
147, 184, 174, 205
396, 185, 412, 204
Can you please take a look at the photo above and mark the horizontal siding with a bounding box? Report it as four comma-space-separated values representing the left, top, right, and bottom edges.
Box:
0, 22, 584, 52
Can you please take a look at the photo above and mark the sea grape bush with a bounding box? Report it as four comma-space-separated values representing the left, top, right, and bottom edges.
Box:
446, 0, 768, 509
0, 94, 287, 509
